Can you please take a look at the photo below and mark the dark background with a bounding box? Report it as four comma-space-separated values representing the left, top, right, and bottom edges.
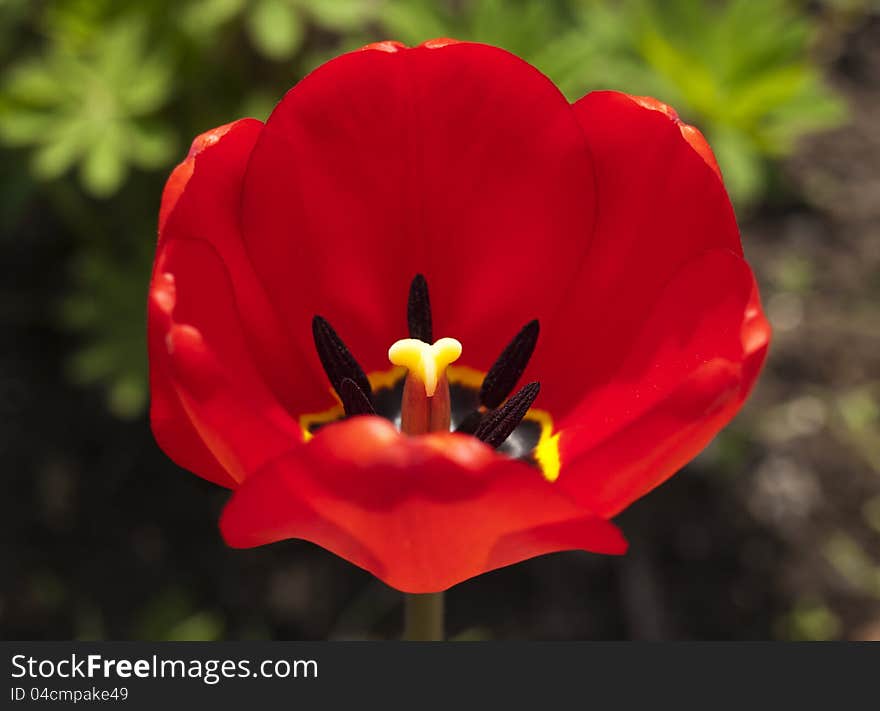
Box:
2, 0, 879, 640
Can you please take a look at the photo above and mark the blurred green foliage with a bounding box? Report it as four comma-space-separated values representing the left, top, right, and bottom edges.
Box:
823, 531, 880, 599
0, 0, 851, 417
1, 13, 176, 196
134, 588, 225, 640
59, 235, 154, 418
775, 597, 841, 640
183, 0, 381, 60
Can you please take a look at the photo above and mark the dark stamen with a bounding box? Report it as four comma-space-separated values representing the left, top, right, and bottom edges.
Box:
480, 320, 539, 409
474, 382, 540, 449
340, 377, 376, 417
312, 315, 372, 399
455, 410, 483, 435
407, 274, 433, 343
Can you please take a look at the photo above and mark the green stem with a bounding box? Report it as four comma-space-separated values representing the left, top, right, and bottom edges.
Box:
404, 592, 444, 641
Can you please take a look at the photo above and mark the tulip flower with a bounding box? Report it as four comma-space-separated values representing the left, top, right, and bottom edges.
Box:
148, 39, 770, 639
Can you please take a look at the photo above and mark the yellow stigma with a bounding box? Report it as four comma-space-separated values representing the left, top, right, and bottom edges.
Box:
388, 337, 462, 397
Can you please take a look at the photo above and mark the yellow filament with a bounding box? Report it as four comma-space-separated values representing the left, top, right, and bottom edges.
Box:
388, 337, 462, 397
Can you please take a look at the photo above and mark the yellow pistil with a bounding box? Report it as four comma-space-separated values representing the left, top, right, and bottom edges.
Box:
388, 337, 462, 435
388, 338, 462, 397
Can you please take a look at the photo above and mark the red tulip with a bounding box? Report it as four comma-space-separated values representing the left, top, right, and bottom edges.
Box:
148, 40, 770, 593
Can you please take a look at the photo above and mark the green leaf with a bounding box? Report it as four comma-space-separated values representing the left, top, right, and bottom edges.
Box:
0, 108, 55, 144
166, 611, 225, 642
30, 120, 90, 179
4, 60, 62, 105
640, 29, 718, 117
246, 0, 304, 60
108, 375, 148, 420
708, 126, 765, 207
760, 82, 847, 153
61, 235, 153, 418
121, 56, 173, 115
127, 122, 177, 169
133, 589, 224, 641
180, 0, 247, 37
0, 13, 177, 195
777, 599, 841, 641
96, 18, 149, 84
80, 125, 127, 196
305, 0, 376, 31
380, 0, 451, 44
239, 90, 280, 122
727, 64, 810, 124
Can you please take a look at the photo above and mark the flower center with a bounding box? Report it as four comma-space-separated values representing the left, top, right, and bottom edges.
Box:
305, 275, 558, 477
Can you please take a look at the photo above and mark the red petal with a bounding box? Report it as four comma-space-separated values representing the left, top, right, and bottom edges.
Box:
556, 248, 770, 516
220, 417, 627, 593
149, 272, 234, 488
151, 124, 263, 488
152, 240, 302, 485
162, 325, 299, 485
157, 122, 241, 233
150, 120, 338, 486
532, 91, 745, 418
240, 41, 597, 375
153, 118, 330, 418
627, 95, 722, 178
